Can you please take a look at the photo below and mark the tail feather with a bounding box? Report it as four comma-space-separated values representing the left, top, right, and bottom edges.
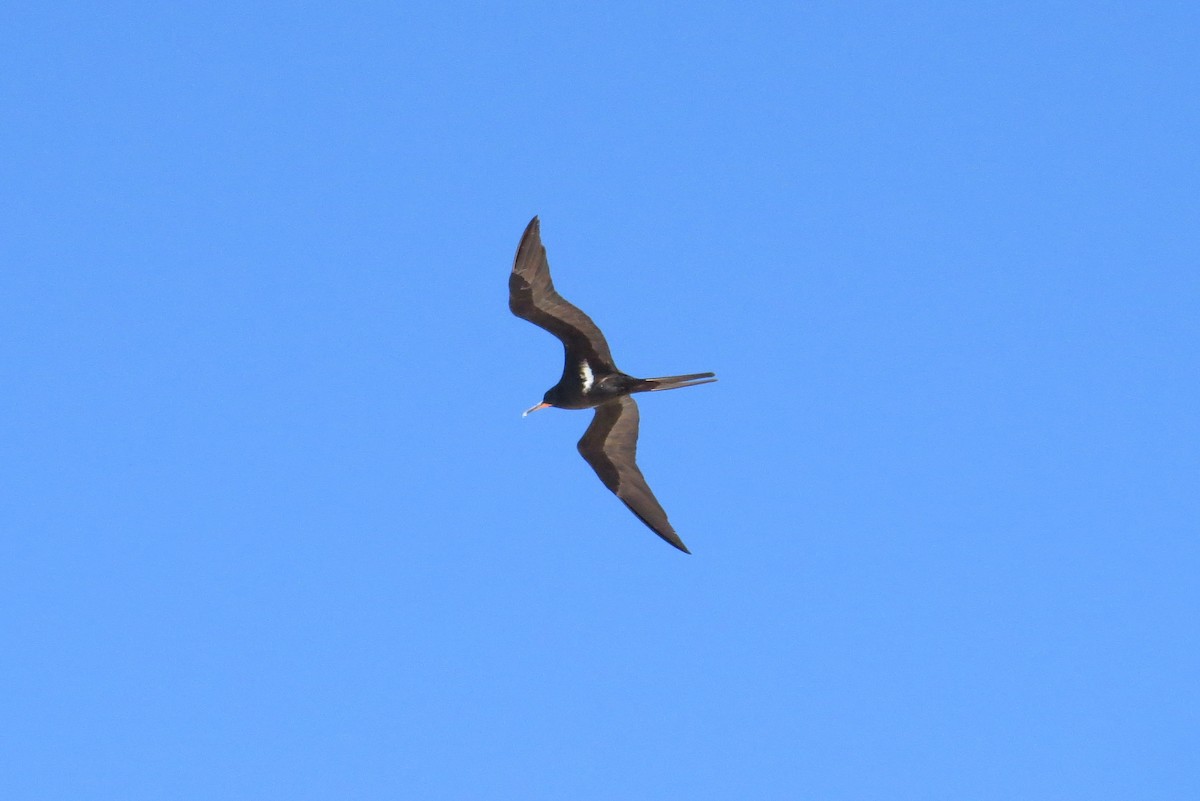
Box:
636, 372, 717, 393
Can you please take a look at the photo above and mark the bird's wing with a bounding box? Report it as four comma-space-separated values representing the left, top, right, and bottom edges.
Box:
577, 396, 690, 553
509, 217, 617, 369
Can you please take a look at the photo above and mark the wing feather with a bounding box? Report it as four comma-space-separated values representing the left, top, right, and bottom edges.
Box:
577, 397, 690, 553
509, 217, 617, 370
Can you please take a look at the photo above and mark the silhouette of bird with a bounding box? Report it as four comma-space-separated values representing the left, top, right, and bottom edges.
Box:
509, 216, 716, 553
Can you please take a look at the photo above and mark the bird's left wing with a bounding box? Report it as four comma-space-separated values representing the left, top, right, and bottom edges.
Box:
577, 396, 690, 553
509, 217, 617, 370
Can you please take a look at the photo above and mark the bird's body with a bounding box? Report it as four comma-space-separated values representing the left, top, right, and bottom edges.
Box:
508, 216, 716, 553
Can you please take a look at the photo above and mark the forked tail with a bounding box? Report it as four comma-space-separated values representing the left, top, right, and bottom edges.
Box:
634, 372, 717, 393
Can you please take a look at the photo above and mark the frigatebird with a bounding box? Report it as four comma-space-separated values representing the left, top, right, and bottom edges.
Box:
509, 216, 716, 553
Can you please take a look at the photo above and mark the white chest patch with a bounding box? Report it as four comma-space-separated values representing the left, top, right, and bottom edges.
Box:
579, 361, 594, 392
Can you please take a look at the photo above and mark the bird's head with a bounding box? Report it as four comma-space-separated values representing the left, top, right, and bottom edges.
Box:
522, 386, 559, 417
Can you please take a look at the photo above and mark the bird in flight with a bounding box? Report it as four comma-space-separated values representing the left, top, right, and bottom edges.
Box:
509, 216, 716, 553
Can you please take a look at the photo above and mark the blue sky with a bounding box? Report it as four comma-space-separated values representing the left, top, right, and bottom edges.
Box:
2, 2, 1197, 799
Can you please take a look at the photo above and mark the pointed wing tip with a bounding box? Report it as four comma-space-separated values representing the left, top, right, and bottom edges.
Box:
650, 520, 692, 554
514, 217, 543, 264
638, 518, 692, 554
658, 526, 691, 554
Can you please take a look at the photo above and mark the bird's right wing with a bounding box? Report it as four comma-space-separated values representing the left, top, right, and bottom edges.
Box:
577, 396, 690, 553
509, 217, 617, 369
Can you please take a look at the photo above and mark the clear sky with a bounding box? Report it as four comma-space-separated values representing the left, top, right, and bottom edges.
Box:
3, 2, 1197, 799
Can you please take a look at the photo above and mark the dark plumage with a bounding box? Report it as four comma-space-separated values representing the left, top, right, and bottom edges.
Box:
509, 216, 716, 553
